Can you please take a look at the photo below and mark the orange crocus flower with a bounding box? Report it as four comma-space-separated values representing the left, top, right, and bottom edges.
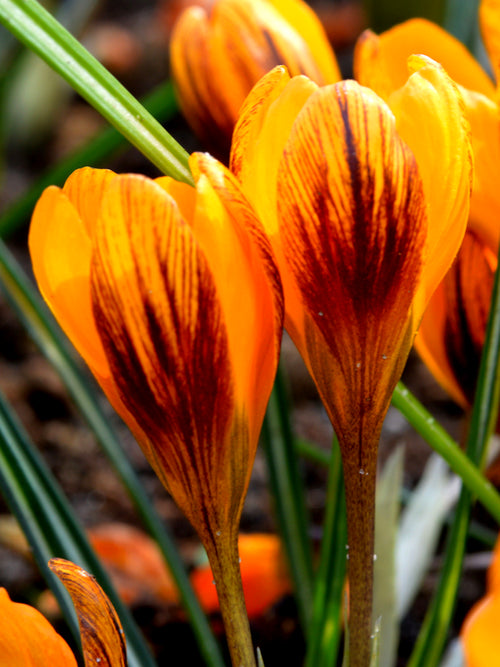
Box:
417, 230, 496, 410
29, 154, 283, 667
354, 5, 500, 411
170, 0, 340, 158
462, 535, 500, 666
0, 559, 126, 666
354, 10, 500, 254
229, 61, 472, 664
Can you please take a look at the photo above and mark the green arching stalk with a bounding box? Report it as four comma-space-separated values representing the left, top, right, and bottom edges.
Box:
0, 0, 192, 184
392, 383, 500, 524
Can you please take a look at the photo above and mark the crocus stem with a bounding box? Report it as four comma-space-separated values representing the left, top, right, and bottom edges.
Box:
341, 440, 378, 667
205, 534, 257, 667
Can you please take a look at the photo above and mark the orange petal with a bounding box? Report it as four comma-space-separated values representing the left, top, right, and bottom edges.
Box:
89, 523, 179, 606
29, 183, 109, 378
230, 67, 318, 239
354, 19, 495, 101
0, 587, 77, 666
459, 86, 500, 252
190, 152, 284, 445
49, 558, 126, 667
462, 593, 500, 667
90, 174, 240, 538
415, 231, 496, 408
387, 55, 472, 321
191, 534, 290, 618
267, 0, 341, 83
277, 80, 427, 443
171, 0, 338, 158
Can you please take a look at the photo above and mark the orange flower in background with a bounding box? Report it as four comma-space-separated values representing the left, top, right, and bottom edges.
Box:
29, 156, 283, 667
462, 536, 500, 666
0, 559, 126, 667
354, 7, 500, 411
354, 13, 500, 254
417, 231, 496, 410
170, 0, 340, 158
191, 533, 291, 619
229, 61, 471, 664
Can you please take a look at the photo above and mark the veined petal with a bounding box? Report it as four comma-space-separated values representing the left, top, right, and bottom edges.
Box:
171, 7, 236, 151
231, 67, 318, 238
460, 86, 500, 252
277, 80, 427, 442
267, 0, 341, 83
90, 174, 241, 536
62, 167, 116, 237
191, 152, 284, 444
29, 181, 109, 378
415, 231, 496, 408
354, 19, 495, 101
480, 0, 500, 78
49, 558, 126, 667
387, 55, 472, 321
0, 588, 77, 666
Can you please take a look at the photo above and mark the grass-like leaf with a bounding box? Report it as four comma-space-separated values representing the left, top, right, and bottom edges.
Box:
0, 388, 155, 667
0, 0, 192, 183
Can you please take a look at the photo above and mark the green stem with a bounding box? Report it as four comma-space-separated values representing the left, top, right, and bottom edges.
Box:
205, 533, 257, 667
342, 441, 378, 667
0, 0, 192, 183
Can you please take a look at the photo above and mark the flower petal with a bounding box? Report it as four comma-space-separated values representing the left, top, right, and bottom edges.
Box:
191, 152, 284, 443
416, 231, 496, 408
29, 181, 109, 378
0, 587, 77, 666
230, 66, 318, 238
354, 19, 495, 101
461, 593, 500, 667
90, 174, 241, 536
277, 80, 427, 441
459, 86, 500, 252
387, 55, 472, 320
49, 558, 126, 667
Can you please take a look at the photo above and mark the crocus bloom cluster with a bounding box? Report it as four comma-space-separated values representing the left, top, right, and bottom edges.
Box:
170, 0, 340, 157
229, 61, 472, 663
354, 9, 500, 409
0, 559, 126, 666
29, 154, 283, 667
461, 535, 500, 666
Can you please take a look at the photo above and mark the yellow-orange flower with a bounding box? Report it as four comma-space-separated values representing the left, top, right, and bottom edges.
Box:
29, 156, 282, 551
229, 61, 471, 663
462, 535, 500, 666
29, 156, 283, 667
417, 230, 496, 410
0, 559, 126, 667
354, 9, 500, 411
354, 14, 500, 254
170, 0, 340, 158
